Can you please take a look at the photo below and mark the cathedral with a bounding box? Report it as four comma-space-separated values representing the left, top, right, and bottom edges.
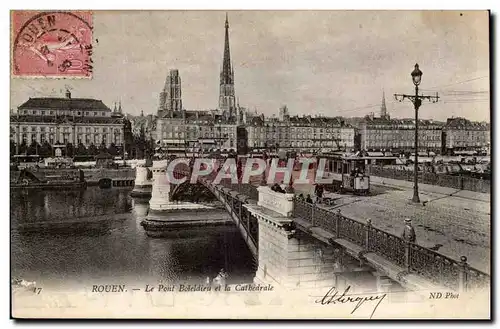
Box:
157, 13, 245, 124
155, 14, 249, 153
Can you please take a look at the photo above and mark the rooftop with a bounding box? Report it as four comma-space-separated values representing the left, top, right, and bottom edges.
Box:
19, 97, 111, 111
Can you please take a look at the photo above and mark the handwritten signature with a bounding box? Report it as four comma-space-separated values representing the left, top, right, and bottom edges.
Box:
315, 286, 387, 319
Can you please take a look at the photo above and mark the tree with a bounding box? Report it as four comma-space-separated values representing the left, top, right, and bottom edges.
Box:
65, 143, 74, 157
99, 141, 107, 152
88, 143, 98, 156
107, 143, 118, 156
39, 141, 53, 158
10, 140, 16, 157
27, 141, 40, 155
18, 140, 27, 155
76, 143, 88, 156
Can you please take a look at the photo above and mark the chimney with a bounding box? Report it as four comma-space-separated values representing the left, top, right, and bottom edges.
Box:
65, 89, 71, 99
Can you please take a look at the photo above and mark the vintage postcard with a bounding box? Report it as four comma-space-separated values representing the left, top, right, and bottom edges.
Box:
10, 10, 490, 319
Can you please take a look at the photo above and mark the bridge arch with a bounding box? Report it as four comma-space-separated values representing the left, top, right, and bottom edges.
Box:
145, 164, 260, 257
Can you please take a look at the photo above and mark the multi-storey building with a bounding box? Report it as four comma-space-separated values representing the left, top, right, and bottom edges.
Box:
129, 111, 157, 142
442, 117, 490, 154
359, 92, 443, 153
10, 90, 125, 155
360, 115, 443, 153
246, 109, 355, 152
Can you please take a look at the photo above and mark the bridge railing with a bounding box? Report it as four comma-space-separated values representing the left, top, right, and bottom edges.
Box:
293, 198, 490, 292
369, 165, 490, 194
214, 179, 259, 247
217, 179, 259, 201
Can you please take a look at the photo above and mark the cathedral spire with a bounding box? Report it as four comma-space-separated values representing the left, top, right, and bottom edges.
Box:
381, 89, 388, 118
221, 12, 232, 85
219, 12, 236, 111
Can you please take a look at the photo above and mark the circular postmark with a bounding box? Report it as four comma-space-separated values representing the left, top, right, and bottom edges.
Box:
12, 11, 93, 77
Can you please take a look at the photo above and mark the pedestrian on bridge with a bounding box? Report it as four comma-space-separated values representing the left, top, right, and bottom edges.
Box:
401, 218, 416, 243
315, 184, 324, 204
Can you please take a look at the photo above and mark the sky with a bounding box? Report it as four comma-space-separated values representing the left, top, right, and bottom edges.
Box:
10, 10, 490, 122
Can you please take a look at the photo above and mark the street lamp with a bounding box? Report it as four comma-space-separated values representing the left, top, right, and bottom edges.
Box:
410, 64, 422, 203
395, 63, 439, 203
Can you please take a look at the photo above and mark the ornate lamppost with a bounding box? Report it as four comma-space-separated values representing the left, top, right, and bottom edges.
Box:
394, 64, 439, 203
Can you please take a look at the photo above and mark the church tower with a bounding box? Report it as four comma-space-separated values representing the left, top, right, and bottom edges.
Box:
218, 13, 236, 115
158, 69, 182, 117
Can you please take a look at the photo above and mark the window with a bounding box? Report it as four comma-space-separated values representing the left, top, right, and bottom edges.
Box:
41, 111, 45, 115
86, 127, 91, 133
50, 111, 54, 115
31, 127, 36, 132
77, 112, 81, 115
85, 112, 89, 116
94, 112, 97, 116
32, 110, 37, 115
40, 127, 46, 132
22, 127, 27, 132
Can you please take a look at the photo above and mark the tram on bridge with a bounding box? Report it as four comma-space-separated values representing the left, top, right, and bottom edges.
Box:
318, 153, 371, 195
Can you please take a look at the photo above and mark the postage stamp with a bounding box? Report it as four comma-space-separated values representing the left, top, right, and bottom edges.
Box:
11, 11, 93, 78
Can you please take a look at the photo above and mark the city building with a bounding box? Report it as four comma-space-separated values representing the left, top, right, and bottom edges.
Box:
10, 90, 125, 155
442, 117, 490, 155
129, 111, 157, 142
247, 107, 355, 152
360, 116, 443, 154
359, 92, 443, 154
125, 111, 158, 158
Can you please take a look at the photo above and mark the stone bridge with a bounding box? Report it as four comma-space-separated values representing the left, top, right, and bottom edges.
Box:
143, 162, 490, 295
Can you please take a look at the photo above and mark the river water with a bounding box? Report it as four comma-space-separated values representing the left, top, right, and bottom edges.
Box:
10, 187, 256, 290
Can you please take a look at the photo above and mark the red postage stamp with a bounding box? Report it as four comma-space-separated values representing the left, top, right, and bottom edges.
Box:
11, 11, 93, 78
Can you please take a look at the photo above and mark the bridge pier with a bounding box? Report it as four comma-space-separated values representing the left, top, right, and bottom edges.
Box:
130, 165, 153, 198
141, 162, 231, 237
247, 186, 344, 290
253, 217, 341, 290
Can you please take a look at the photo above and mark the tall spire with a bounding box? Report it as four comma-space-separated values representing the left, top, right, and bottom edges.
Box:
380, 89, 387, 118
219, 12, 236, 111
221, 12, 232, 85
